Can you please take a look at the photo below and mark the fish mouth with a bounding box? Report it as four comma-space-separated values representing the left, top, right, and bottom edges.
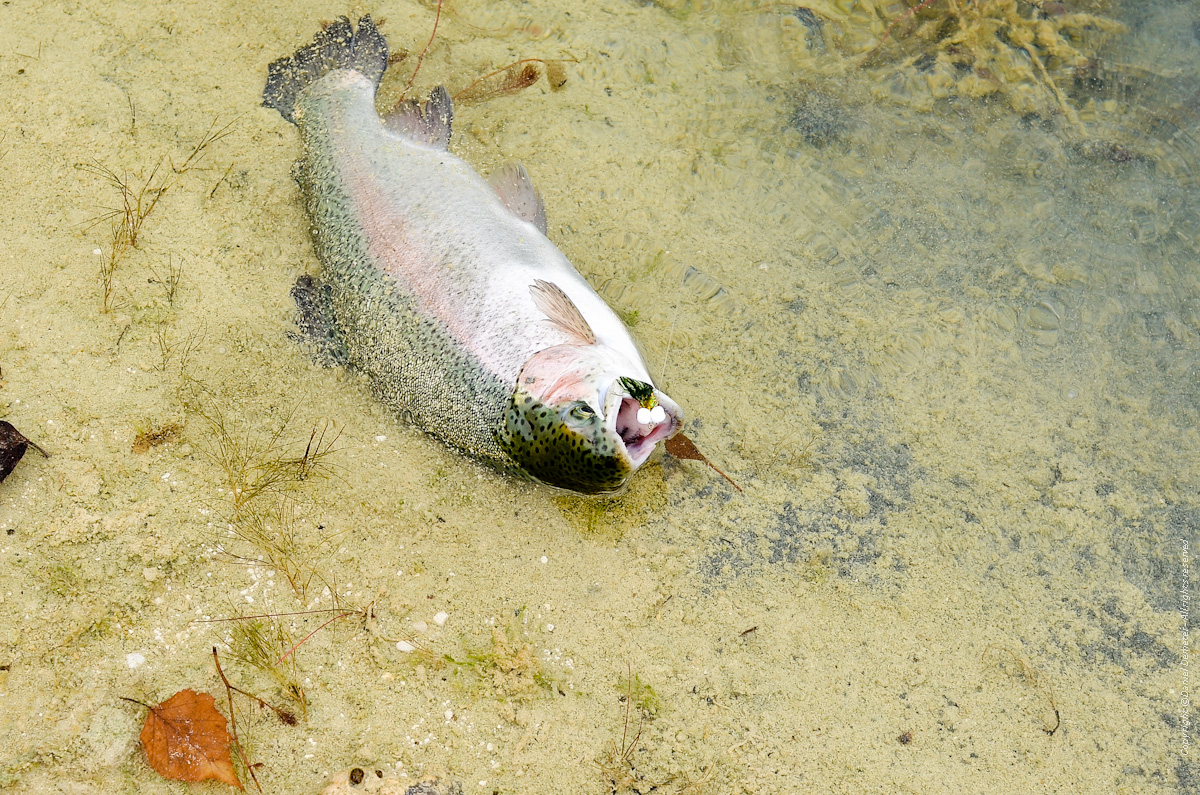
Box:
612, 394, 679, 468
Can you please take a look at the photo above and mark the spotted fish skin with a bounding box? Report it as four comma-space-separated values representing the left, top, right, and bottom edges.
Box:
263, 17, 681, 494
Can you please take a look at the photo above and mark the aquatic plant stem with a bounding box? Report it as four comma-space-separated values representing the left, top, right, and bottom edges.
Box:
400, 0, 444, 102
275, 611, 357, 664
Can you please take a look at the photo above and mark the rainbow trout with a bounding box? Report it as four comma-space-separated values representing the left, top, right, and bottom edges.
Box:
263, 17, 682, 494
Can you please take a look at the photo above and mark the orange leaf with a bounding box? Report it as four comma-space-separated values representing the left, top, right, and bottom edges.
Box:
664, 433, 705, 462
139, 689, 243, 789
665, 433, 742, 492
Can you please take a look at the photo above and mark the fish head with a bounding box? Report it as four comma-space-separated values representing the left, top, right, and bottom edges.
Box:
499, 344, 682, 494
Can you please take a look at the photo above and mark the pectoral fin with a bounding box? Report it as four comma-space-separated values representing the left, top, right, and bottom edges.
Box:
489, 162, 547, 234
530, 280, 595, 344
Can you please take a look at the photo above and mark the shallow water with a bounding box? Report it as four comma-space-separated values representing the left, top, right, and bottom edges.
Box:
1, 0, 1197, 793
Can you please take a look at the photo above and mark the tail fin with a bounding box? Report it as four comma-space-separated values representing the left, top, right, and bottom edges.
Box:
263, 16, 389, 124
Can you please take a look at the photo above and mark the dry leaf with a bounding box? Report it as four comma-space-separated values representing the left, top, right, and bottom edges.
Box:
665, 433, 742, 492
0, 420, 47, 483
132, 421, 182, 454
455, 61, 542, 105
545, 60, 567, 90
140, 689, 243, 789
664, 432, 704, 462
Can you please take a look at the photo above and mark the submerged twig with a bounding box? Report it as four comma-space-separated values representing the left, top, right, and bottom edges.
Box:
212, 647, 265, 793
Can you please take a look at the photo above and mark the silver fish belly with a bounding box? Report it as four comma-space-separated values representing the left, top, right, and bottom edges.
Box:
263, 16, 682, 494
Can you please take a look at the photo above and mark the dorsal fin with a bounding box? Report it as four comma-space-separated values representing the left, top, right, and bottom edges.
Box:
530, 280, 595, 344
382, 86, 453, 148
489, 162, 547, 234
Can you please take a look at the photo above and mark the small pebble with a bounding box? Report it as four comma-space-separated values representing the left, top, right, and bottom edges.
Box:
433, 611, 448, 626
321, 770, 461, 795
396, 640, 416, 653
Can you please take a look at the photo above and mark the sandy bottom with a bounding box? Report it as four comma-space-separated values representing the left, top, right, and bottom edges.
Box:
0, 0, 1197, 793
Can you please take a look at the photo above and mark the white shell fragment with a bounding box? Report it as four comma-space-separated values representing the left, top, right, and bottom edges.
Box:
433, 611, 449, 626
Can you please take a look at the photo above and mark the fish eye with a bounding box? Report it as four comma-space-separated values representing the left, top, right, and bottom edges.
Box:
568, 403, 596, 420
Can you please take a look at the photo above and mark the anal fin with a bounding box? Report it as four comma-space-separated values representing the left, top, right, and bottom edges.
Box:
383, 86, 453, 148
290, 274, 349, 367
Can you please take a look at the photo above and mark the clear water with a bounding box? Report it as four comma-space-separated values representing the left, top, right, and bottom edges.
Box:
0, 0, 1196, 793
